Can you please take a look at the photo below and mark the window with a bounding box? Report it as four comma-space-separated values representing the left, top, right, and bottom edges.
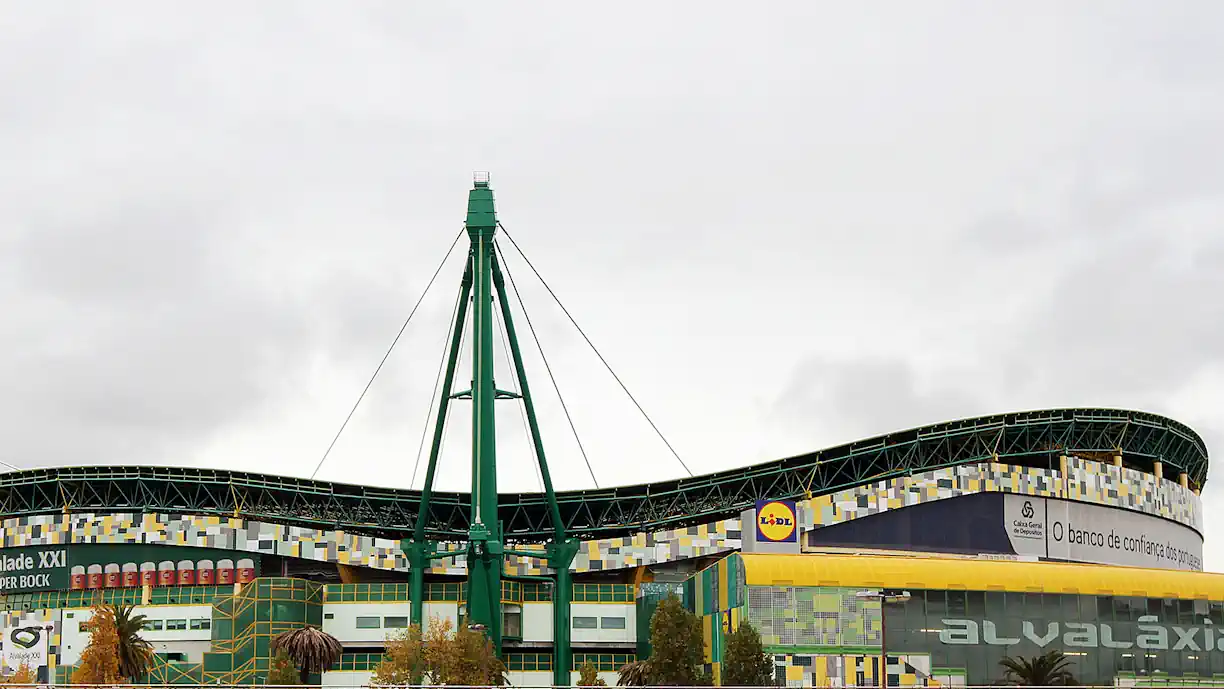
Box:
573, 616, 598, 629
384, 617, 409, 629
165, 619, 187, 631
600, 617, 626, 629
324, 613, 335, 620
503, 610, 522, 638
355, 617, 381, 629
144, 620, 164, 631
189, 619, 211, 631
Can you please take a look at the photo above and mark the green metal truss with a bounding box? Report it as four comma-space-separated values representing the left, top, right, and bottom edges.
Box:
0, 408, 1206, 544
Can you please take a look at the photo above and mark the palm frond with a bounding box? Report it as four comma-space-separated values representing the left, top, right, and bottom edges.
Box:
273, 625, 344, 676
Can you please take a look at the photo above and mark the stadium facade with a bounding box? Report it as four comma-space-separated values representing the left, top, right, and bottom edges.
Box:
0, 408, 1213, 687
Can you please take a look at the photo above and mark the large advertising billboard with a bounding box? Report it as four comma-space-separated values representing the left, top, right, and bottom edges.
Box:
0, 546, 69, 593
1003, 494, 1203, 571
0, 544, 261, 594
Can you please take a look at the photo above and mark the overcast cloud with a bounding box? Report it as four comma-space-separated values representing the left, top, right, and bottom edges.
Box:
3, 2, 1223, 565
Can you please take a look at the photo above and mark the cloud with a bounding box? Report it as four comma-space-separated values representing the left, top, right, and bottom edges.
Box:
2, 2, 1223, 520
772, 358, 986, 446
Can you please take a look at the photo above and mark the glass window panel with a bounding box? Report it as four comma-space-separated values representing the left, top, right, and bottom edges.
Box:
965, 591, 985, 617
355, 616, 380, 629
384, 617, 409, 629
1178, 599, 1196, 624
573, 616, 598, 629
503, 611, 522, 638
946, 591, 966, 617
984, 592, 1005, 619
601, 617, 626, 629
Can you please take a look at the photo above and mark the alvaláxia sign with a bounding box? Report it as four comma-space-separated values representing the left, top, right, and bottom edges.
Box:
940, 617, 1224, 652
0, 547, 68, 593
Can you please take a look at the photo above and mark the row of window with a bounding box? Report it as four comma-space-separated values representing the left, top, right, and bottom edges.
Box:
329, 651, 637, 673
573, 616, 626, 630
0, 581, 634, 611
496, 653, 638, 672
888, 590, 1224, 626
0, 585, 232, 611
69, 610, 211, 633
142, 618, 211, 631
352, 616, 410, 630
321, 581, 633, 603
335, 613, 627, 632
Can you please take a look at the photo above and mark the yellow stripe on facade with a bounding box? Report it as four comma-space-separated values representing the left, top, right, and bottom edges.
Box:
740, 553, 1224, 599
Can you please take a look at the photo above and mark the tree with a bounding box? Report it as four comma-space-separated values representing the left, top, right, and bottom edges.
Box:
616, 660, 652, 687
72, 602, 123, 685
0, 663, 35, 685
617, 594, 708, 686
112, 604, 155, 681
578, 661, 608, 687
370, 625, 425, 686
272, 625, 343, 685
423, 617, 507, 686
998, 650, 1077, 686
266, 649, 300, 685
647, 594, 707, 686
722, 621, 773, 687
369, 617, 506, 687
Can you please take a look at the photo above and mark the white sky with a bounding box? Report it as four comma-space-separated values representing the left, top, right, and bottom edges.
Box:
2, 3, 1223, 566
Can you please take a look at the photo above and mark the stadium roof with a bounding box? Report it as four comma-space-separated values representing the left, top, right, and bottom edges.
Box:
0, 408, 1205, 542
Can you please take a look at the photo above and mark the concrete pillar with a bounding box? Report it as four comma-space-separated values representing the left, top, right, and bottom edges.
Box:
1113, 454, 1123, 467
1180, 472, 1189, 489
1153, 461, 1163, 480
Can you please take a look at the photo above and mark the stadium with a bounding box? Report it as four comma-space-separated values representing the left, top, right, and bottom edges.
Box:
0, 182, 1216, 688
0, 408, 1213, 687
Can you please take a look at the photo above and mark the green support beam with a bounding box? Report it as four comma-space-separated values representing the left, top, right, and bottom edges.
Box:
406, 260, 472, 630
464, 176, 504, 647
404, 175, 577, 673
492, 250, 579, 685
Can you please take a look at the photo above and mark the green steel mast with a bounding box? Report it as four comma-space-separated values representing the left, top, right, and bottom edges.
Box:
406, 174, 577, 686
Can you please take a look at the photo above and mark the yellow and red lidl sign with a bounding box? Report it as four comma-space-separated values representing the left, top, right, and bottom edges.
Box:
755, 499, 798, 543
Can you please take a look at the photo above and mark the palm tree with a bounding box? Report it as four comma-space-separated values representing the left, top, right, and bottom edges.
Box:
998, 650, 1077, 686
616, 659, 652, 686
110, 604, 155, 681
272, 625, 343, 685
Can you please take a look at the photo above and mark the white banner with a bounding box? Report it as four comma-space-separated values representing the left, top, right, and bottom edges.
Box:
1, 625, 48, 673
1004, 495, 1203, 571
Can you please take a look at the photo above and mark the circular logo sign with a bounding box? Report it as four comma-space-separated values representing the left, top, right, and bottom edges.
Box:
757, 501, 797, 542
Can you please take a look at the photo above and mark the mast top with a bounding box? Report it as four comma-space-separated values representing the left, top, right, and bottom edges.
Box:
466, 171, 497, 237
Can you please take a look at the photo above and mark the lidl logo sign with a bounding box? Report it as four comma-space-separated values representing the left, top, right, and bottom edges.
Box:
755, 499, 797, 543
